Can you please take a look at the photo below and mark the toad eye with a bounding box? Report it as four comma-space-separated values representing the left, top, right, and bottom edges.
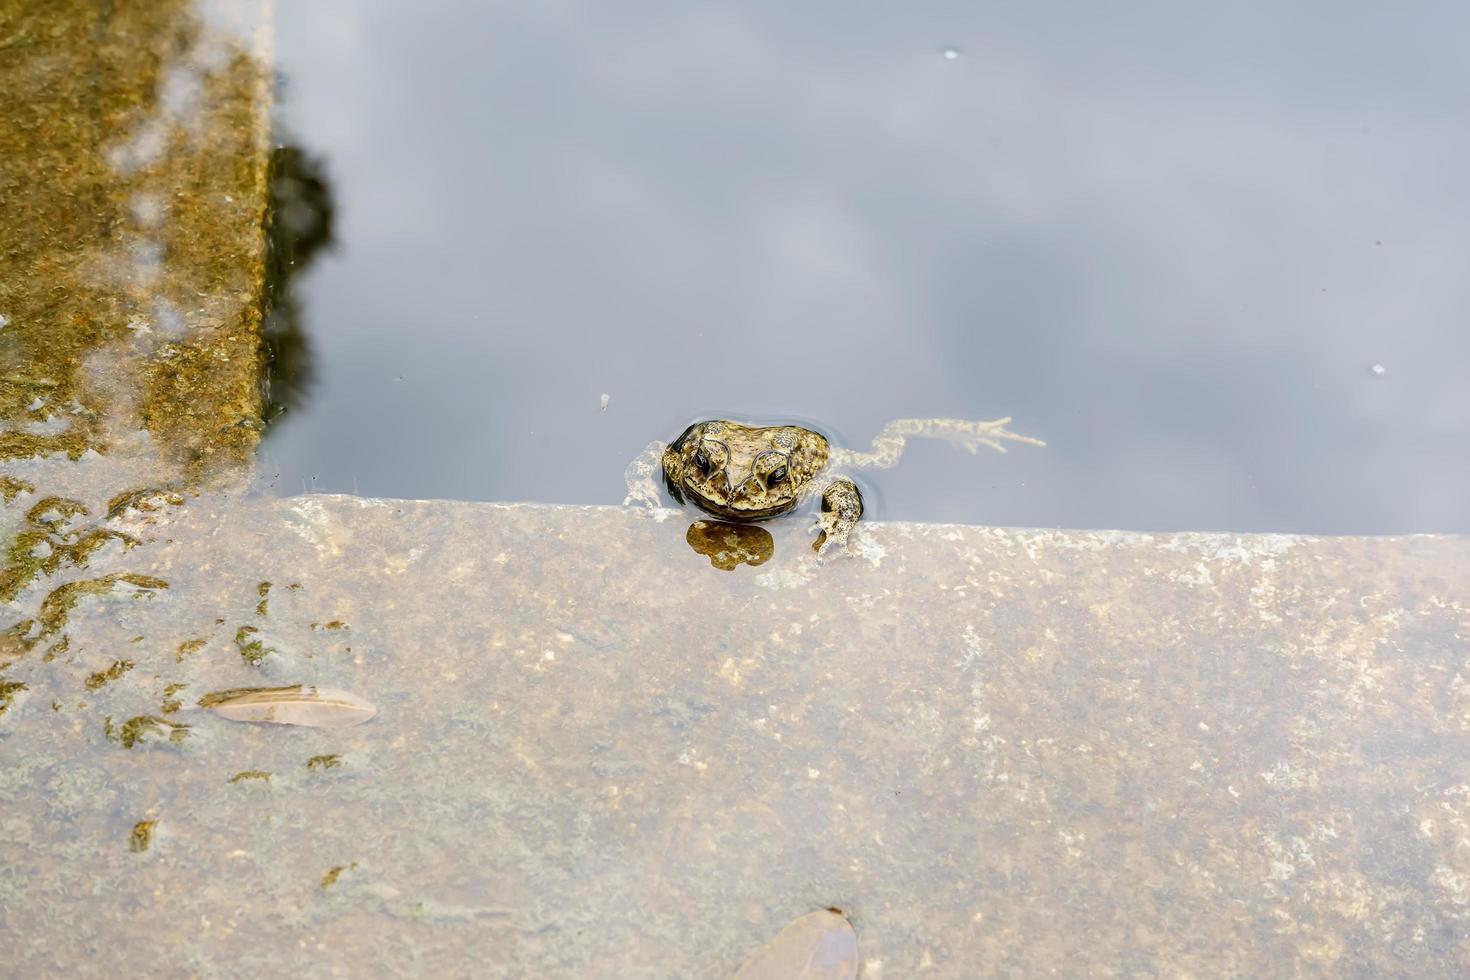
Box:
694, 449, 711, 473
768, 466, 788, 485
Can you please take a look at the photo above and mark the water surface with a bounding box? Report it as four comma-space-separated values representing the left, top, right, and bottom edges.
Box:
263, 0, 1470, 534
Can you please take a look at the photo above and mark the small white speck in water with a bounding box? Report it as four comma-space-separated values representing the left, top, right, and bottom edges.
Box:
941, 47, 961, 60
599, 393, 610, 412
0, 314, 9, 328
1370, 363, 1387, 377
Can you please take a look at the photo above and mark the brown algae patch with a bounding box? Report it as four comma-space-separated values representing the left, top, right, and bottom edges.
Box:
160, 682, 187, 714
25, 497, 88, 532
306, 754, 341, 770
105, 715, 191, 749
175, 638, 208, 662
0, 679, 29, 719
84, 659, 135, 691
129, 820, 157, 853
255, 581, 271, 616
38, 574, 168, 636
0, 477, 34, 502
234, 625, 273, 665
320, 863, 357, 889
0, 0, 271, 478
105, 488, 186, 521
228, 770, 271, 784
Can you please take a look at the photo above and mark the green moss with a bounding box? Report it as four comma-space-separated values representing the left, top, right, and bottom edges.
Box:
38, 573, 168, 636
162, 684, 188, 713
228, 770, 271, 784
306, 754, 341, 770
42, 635, 69, 661
107, 715, 190, 749
84, 659, 134, 691
175, 637, 207, 662
0, 477, 33, 502
67, 528, 142, 565
255, 580, 271, 617
0, 620, 38, 665
0, 528, 51, 603
234, 625, 273, 666
0, 0, 272, 476
130, 820, 157, 853
105, 488, 186, 521
24, 496, 87, 531
0, 479, 145, 610
0, 679, 28, 719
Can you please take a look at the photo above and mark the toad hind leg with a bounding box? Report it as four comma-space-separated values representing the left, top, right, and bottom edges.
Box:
829, 417, 1044, 470
814, 478, 864, 554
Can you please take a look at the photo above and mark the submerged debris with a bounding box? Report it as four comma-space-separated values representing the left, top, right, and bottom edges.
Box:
200, 686, 377, 728
733, 909, 859, 980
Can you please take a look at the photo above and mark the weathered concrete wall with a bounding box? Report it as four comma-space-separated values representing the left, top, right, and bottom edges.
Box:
2, 493, 1466, 977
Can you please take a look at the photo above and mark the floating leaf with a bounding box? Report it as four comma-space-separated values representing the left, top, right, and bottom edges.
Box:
200, 686, 376, 729
734, 909, 858, 980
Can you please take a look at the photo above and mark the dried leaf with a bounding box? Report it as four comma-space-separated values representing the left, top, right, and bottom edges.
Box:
200, 686, 376, 728
734, 909, 858, 980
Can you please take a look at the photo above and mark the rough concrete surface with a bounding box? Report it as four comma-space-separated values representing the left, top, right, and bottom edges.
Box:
1, 491, 1467, 977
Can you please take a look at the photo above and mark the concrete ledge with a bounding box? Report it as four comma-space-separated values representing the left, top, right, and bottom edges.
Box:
2, 495, 1467, 975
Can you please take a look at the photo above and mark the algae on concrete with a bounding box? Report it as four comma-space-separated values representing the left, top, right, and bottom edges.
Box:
0, 0, 271, 477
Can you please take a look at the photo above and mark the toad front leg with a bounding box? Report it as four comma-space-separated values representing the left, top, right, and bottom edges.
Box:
813, 477, 864, 554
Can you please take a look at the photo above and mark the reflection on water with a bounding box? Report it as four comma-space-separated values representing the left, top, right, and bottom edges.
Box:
0, 0, 268, 481
259, 144, 333, 431
686, 519, 775, 570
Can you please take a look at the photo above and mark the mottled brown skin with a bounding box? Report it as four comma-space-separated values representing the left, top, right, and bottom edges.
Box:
663, 420, 862, 552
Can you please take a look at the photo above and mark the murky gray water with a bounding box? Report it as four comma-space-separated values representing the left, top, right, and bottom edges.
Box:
262, 0, 1470, 534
